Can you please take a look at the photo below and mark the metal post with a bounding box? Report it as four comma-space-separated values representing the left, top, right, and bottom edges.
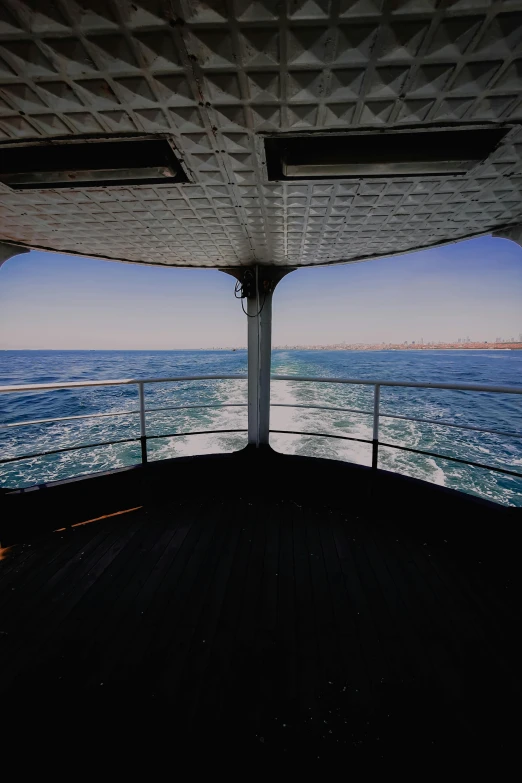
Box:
258, 290, 272, 445
247, 267, 273, 447
138, 382, 147, 464
247, 295, 259, 446
372, 384, 380, 470
221, 264, 291, 448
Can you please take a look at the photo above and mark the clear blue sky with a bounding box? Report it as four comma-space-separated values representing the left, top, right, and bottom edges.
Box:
0, 235, 520, 349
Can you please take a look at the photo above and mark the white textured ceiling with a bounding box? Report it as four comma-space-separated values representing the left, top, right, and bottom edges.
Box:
0, 0, 521, 268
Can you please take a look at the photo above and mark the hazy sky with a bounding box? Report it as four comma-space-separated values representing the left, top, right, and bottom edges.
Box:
0, 235, 521, 349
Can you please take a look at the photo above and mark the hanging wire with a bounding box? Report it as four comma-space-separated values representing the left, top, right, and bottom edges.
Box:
234, 272, 267, 317
241, 294, 266, 317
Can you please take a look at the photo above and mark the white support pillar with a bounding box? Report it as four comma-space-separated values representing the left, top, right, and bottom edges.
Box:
247, 279, 273, 447
221, 264, 292, 449
0, 241, 30, 269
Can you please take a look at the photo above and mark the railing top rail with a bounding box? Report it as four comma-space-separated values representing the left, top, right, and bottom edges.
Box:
0, 374, 248, 394
271, 375, 522, 395
0, 373, 520, 395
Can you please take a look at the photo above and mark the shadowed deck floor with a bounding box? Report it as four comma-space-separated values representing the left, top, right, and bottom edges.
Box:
0, 495, 518, 760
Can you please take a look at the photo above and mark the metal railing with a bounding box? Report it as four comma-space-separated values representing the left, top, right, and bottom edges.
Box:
0, 375, 248, 466
0, 374, 521, 482
271, 376, 522, 480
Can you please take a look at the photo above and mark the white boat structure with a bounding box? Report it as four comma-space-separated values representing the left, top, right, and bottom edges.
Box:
0, 0, 521, 763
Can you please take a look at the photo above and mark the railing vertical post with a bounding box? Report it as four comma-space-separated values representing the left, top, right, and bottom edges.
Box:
138, 382, 147, 464
372, 384, 380, 470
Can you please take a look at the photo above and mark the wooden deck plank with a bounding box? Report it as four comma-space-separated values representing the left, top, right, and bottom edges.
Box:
291, 501, 319, 713
336, 514, 407, 695
422, 534, 515, 628
0, 494, 517, 759
0, 533, 66, 584
233, 495, 268, 730
0, 520, 118, 615
168, 500, 245, 731
190, 497, 257, 733
355, 516, 442, 688
0, 518, 130, 641
386, 524, 514, 717
113, 499, 233, 700
302, 506, 343, 691
252, 497, 281, 724
273, 501, 298, 722
365, 520, 465, 714
89, 500, 213, 688
49, 507, 186, 686
330, 511, 391, 691
152, 500, 236, 702
391, 524, 517, 695
316, 513, 372, 699
0, 512, 148, 689
156, 500, 240, 694
78, 503, 194, 689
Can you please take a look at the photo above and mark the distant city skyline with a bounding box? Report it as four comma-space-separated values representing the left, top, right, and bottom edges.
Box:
272, 338, 522, 351
276, 334, 522, 347
0, 235, 521, 350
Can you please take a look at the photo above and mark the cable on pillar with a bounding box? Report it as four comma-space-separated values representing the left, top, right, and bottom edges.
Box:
233, 268, 274, 317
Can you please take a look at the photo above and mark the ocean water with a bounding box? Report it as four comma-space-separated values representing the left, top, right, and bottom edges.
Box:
0, 349, 521, 507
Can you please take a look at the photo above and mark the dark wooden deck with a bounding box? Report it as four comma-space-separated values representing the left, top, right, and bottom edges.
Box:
0, 488, 518, 761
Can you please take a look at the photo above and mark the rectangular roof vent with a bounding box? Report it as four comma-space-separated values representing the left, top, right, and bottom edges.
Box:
0, 137, 188, 189
265, 128, 508, 180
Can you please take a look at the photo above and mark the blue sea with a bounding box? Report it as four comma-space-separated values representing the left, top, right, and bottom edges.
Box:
0, 349, 521, 507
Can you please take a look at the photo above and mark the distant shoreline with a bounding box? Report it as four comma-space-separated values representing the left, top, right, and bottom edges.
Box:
273, 345, 522, 352
1, 346, 521, 353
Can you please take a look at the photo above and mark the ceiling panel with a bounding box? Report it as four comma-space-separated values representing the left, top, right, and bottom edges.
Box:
0, 0, 521, 268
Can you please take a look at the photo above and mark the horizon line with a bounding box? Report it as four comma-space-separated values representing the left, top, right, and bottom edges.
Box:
1, 345, 520, 352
